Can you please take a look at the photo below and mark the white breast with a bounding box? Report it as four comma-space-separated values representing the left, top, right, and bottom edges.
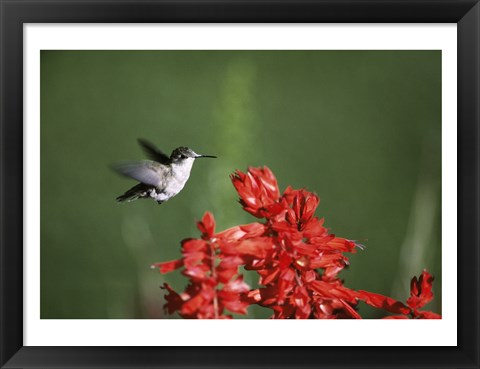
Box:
165, 158, 195, 196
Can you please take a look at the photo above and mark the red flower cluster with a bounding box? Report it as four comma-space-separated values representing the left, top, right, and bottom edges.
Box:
152, 212, 257, 318
153, 166, 441, 319
357, 270, 441, 319
231, 168, 361, 318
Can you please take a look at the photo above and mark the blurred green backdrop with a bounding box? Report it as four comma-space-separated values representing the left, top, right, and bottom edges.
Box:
40, 50, 441, 319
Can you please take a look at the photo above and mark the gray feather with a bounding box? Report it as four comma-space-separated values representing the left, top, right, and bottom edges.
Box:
138, 138, 171, 165
113, 160, 167, 187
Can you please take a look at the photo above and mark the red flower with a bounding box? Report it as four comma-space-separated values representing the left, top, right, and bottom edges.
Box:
356, 270, 441, 319
356, 290, 411, 315
229, 169, 363, 318
230, 167, 282, 218
153, 212, 252, 318
407, 270, 434, 309
405, 270, 440, 319
153, 166, 441, 319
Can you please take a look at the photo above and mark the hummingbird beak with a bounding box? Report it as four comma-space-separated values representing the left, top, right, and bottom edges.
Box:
196, 154, 217, 159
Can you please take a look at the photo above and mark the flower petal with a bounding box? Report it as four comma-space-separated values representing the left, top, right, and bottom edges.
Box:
407, 270, 435, 309
197, 211, 216, 238
152, 259, 184, 274
357, 290, 411, 315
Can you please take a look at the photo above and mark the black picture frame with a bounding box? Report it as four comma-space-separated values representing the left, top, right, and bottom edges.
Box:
1, 1, 479, 368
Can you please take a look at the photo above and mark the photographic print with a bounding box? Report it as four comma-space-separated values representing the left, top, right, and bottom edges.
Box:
40, 50, 441, 319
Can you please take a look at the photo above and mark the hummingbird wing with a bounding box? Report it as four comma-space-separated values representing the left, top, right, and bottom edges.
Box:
137, 139, 170, 165
113, 160, 167, 187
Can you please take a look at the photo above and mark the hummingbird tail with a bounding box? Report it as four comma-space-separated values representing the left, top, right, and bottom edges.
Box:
116, 193, 138, 202
116, 183, 151, 202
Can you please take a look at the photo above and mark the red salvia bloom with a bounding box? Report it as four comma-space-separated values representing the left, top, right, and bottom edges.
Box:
407, 269, 435, 309
152, 212, 256, 318
153, 166, 441, 319
357, 270, 441, 319
230, 167, 283, 218
232, 168, 363, 318
406, 270, 440, 319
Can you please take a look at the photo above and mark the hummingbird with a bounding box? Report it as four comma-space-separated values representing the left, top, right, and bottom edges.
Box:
114, 139, 216, 204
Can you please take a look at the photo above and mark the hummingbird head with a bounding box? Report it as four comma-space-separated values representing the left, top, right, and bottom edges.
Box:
170, 147, 217, 164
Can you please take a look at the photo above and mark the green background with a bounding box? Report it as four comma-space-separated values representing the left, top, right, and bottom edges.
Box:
41, 50, 441, 319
